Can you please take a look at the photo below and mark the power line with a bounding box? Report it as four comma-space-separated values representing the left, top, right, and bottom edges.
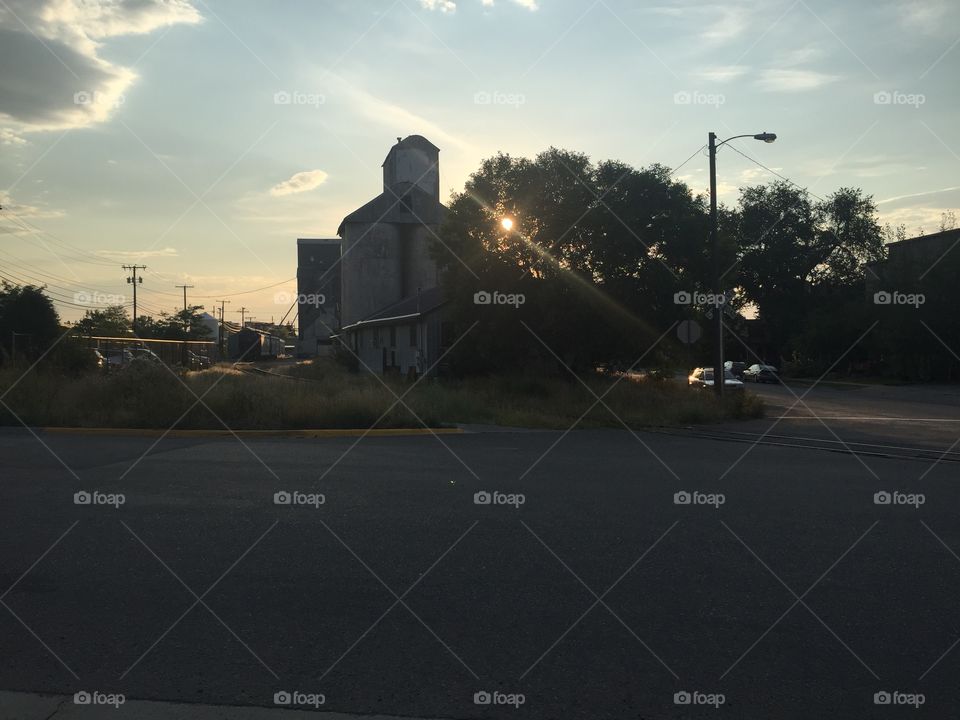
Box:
723, 143, 826, 202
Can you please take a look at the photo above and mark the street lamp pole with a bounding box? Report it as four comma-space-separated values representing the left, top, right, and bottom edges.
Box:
707, 131, 777, 398
708, 132, 722, 398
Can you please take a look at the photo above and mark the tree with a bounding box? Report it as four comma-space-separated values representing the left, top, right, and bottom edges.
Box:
0, 283, 61, 362
74, 305, 130, 336
735, 183, 884, 364
434, 149, 708, 374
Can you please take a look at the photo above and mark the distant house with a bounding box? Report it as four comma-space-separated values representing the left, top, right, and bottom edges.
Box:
296, 238, 341, 356
335, 135, 448, 375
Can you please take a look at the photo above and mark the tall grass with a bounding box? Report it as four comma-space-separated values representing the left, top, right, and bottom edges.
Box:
0, 358, 763, 430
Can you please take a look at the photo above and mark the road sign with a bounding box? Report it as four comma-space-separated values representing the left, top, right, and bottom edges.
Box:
677, 320, 701, 344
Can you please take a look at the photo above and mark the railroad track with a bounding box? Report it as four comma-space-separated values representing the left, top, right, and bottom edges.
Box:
655, 427, 960, 464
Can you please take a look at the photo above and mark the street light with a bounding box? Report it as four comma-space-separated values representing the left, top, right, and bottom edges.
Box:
708, 131, 777, 397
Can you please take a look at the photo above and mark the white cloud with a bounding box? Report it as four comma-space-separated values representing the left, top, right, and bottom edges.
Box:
269, 170, 329, 197
696, 64, 748, 82
96, 247, 178, 259
329, 74, 471, 152
755, 69, 839, 92
420, 0, 456, 11
420, 0, 539, 11
0, 0, 202, 137
877, 186, 960, 205
0, 191, 63, 219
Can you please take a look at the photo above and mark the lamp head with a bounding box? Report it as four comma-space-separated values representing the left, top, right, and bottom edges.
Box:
754, 132, 777, 143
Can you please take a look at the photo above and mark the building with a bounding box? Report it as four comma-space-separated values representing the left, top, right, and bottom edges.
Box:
866, 227, 960, 292
336, 135, 447, 375
296, 238, 341, 356
339, 286, 445, 377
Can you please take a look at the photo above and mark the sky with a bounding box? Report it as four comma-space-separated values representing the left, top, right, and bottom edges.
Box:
0, 0, 958, 324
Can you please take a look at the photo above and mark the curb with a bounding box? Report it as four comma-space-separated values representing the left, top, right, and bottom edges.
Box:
39, 427, 464, 439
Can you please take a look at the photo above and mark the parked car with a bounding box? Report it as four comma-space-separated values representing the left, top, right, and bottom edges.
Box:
187, 351, 211, 370
724, 361, 747, 379
743, 363, 779, 383
688, 367, 744, 392
131, 347, 164, 365
89, 349, 105, 370
103, 348, 133, 368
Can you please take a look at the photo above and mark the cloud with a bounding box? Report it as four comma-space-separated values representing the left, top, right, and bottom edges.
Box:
269, 169, 329, 197
420, 0, 456, 11
420, 0, 539, 11
0, 0, 202, 137
695, 64, 748, 82
877, 186, 960, 206
0, 191, 63, 220
96, 247, 178, 259
329, 74, 471, 152
755, 69, 839, 92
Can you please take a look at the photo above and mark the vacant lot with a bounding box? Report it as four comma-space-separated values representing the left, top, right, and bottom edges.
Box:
0, 358, 762, 430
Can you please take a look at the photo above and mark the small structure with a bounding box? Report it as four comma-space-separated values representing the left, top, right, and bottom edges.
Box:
336, 135, 447, 375
339, 286, 445, 376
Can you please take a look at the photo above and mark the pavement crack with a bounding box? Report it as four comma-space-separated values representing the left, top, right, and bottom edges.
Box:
43, 696, 71, 720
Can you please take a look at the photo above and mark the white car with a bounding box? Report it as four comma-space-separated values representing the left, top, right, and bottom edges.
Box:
688, 367, 744, 392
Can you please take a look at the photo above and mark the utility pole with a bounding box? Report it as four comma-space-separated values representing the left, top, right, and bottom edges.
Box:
235, 307, 248, 328
122, 265, 146, 333
215, 299, 230, 354
175, 285, 194, 312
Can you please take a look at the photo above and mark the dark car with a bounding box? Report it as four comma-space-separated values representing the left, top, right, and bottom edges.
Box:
724, 361, 747, 379
743, 363, 779, 383
131, 347, 165, 366
103, 348, 133, 368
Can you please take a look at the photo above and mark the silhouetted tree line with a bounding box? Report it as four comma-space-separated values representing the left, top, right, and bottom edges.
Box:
433, 148, 957, 381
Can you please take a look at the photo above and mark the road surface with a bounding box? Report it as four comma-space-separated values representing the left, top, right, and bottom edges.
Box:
1, 381, 959, 719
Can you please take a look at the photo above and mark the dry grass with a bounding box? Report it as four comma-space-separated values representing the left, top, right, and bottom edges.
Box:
0, 358, 763, 430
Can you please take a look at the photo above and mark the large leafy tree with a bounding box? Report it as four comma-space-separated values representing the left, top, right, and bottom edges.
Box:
434, 149, 709, 374
0, 283, 61, 361
75, 305, 130, 336
735, 182, 884, 363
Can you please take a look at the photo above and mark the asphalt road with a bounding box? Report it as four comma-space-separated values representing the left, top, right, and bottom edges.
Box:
1, 383, 959, 719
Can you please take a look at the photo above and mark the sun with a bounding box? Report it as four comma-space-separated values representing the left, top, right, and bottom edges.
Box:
500, 217, 514, 231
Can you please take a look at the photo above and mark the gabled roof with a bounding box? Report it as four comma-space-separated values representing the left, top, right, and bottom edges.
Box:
381, 135, 440, 168
340, 286, 444, 332
337, 184, 447, 234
